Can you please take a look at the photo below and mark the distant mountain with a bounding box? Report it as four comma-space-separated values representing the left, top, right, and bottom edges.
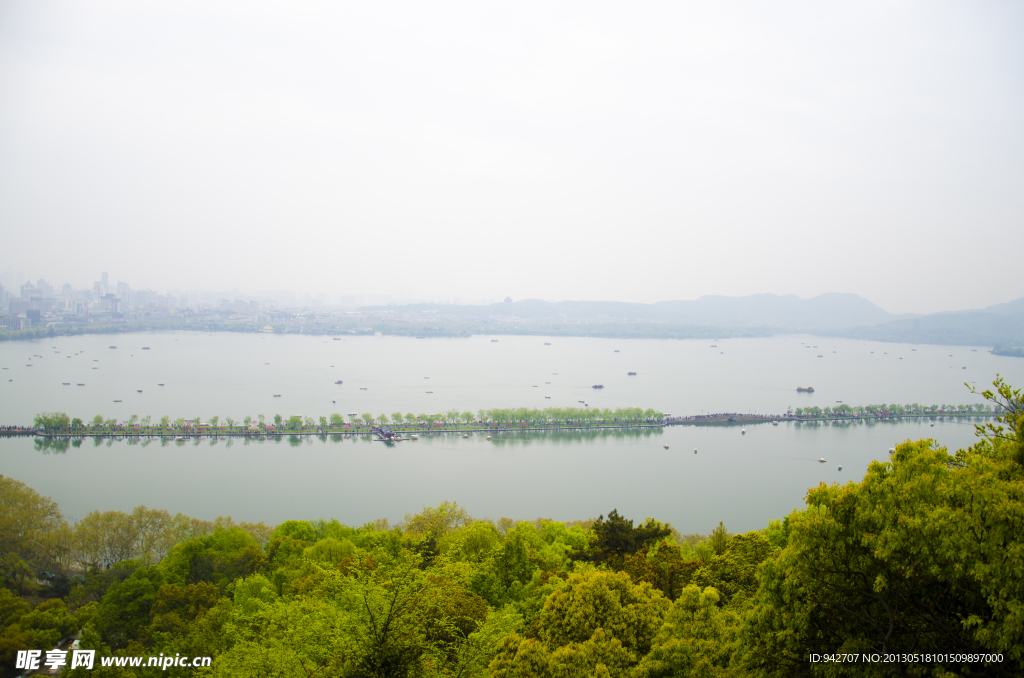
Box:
364, 293, 903, 332
829, 310, 1024, 348
984, 298, 1024, 315
652, 293, 903, 330
362, 294, 1024, 348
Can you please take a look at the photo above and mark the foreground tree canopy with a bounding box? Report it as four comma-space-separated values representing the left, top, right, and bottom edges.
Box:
1, 378, 1021, 677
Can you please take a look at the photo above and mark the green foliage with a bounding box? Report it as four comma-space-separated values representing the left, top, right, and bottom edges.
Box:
742, 394, 1024, 676
0, 475, 64, 595
579, 509, 673, 570
93, 566, 165, 648
33, 412, 71, 429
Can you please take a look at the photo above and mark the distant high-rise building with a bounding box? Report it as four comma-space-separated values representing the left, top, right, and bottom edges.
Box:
36, 279, 53, 298
20, 282, 37, 300
116, 282, 131, 308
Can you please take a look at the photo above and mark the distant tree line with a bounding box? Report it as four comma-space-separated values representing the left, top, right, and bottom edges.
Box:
27, 407, 665, 432
792, 402, 997, 418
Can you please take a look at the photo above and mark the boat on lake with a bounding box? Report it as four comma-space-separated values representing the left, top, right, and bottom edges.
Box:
334, 380, 343, 384
491, 339, 498, 342
137, 390, 142, 393
273, 394, 281, 397
627, 372, 636, 375
797, 386, 815, 392
819, 458, 826, 463
142, 347, 150, 350
544, 342, 551, 345
592, 384, 604, 389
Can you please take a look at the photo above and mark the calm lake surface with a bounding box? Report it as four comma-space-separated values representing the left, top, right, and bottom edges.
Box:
2, 332, 1022, 533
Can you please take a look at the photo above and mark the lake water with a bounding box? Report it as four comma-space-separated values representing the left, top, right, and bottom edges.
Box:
2, 332, 1021, 533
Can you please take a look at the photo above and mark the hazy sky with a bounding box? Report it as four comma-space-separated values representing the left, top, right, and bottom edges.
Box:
1, 1, 1022, 314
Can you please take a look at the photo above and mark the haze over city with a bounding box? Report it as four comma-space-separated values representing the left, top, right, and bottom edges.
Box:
2, 1, 1023, 314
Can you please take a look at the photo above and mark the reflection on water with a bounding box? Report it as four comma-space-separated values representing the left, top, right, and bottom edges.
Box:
484, 427, 663, 446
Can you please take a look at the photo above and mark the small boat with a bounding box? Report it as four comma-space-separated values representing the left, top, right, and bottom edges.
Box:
335, 380, 343, 384
627, 372, 637, 375
533, 385, 538, 387
491, 339, 498, 343
137, 390, 142, 393
592, 384, 604, 389
142, 346, 150, 350
544, 342, 551, 345
62, 382, 70, 385
694, 449, 697, 454
772, 421, 778, 426
158, 383, 164, 386
332, 337, 341, 341
462, 434, 469, 439
838, 465, 843, 471
741, 429, 746, 434
817, 355, 823, 358
426, 391, 433, 393
415, 336, 424, 339
614, 350, 619, 353
486, 436, 492, 440
273, 394, 282, 397
359, 387, 367, 390
109, 346, 117, 349
113, 399, 121, 403
818, 458, 826, 463
77, 383, 84, 386
544, 396, 551, 399
796, 386, 815, 392
663, 445, 669, 449
332, 400, 336, 403
175, 437, 186, 442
